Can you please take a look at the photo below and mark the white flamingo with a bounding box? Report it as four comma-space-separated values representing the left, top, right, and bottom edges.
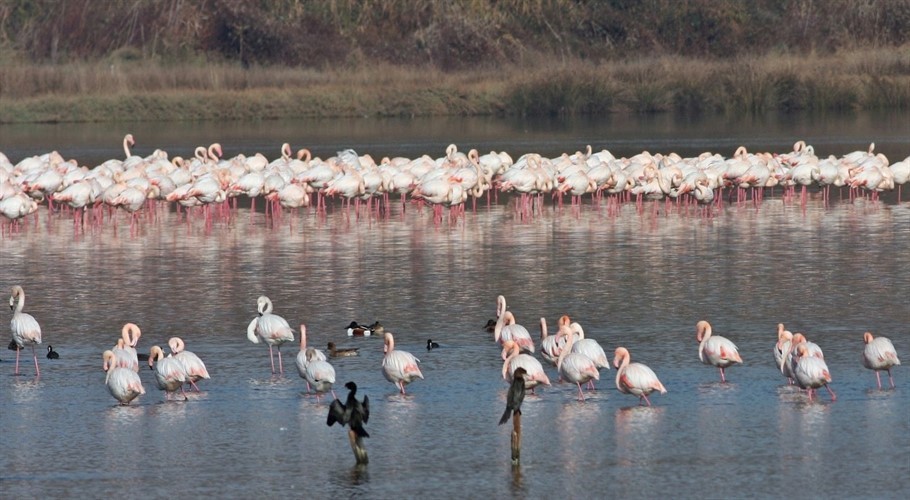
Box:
613, 346, 667, 406
381, 332, 424, 394
295, 324, 327, 392
862, 331, 901, 389
501, 339, 551, 392
9, 285, 42, 376
695, 320, 743, 382
148, 345, 188, 401
792, 344, 836, 401
102, 350, 145, 405
168, 337, 210, 391
247, 295, 295, 374
556, 325, 600, 401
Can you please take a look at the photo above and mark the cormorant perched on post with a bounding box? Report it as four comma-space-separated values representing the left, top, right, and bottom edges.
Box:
499, 367, 527, 425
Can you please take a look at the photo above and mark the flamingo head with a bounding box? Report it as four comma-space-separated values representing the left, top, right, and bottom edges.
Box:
863, 332, 874, 344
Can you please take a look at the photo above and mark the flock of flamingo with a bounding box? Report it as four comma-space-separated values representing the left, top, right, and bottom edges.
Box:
1, 135, 909, 232
7, 286, 901, 407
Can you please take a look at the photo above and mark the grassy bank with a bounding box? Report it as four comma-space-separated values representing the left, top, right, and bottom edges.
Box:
2, 47, 909, 123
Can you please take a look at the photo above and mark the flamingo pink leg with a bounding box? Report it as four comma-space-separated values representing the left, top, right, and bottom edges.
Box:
825, 385, 837, 401
641, 394, 653, 406
875, 371, 882, 389
268, 345, 277, 374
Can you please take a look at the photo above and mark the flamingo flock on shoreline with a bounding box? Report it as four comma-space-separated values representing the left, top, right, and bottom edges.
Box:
6, 286, 903, 408
1, 136, 908, 233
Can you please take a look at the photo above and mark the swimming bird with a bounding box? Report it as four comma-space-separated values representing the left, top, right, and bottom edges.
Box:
695, 320, 743, 382
483, 319, 497, 333
862, 331, 900, 389
499, 367, 527, 425
168, 337, 210, 391
613, 346, 667, 406
327, 342, 360, 357
346, 321, 373, 337
426, 339, 440, 350
247, 295, 295, 374
148, 345, 188, 401
327, 381, 370, 438
382, 332, 424, 394
46, 345, 59, 359
102, 350, 145, 405
9, 285, 42, 376
368, 321, 384, 335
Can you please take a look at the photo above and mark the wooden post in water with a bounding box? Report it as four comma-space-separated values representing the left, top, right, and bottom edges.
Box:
511, 411, 521, 464
348, 429, 369, 465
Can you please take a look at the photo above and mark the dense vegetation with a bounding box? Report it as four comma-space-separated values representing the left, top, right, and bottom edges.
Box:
1, 0, 909, 122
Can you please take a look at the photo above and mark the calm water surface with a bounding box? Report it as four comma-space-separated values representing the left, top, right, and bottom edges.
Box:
2, 115, 909, 498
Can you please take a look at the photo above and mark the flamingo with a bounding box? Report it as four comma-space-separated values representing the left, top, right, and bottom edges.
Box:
556, 325, 600, 401
862, 332, 901, 389
501, 339, 551, 392
539, 317, 562, 365
381, 332, 424, 394
781, 333, 824, 382
613, 347, 667, 406
246, 295, 295, 374
168, 337, 210, 391
110, 323, 142, 372
695, 320, 743, 382
102, 350, 145, 405
792, 344, 836, 401
303, 348, 337, 402
493, 295, 534, 353
9, 285, 42, 376
295, 324, 327, 392
148, 345, 188, 401
775, 323, 794, 384
567, 322, 610, 387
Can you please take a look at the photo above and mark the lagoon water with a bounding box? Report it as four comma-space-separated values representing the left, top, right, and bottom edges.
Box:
1, 113, 909, 498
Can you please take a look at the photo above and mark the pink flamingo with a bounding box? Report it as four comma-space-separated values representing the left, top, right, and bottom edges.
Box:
556, 325, 600, 401
102, 350, 145, 405
9, 285, 42, 376
168, 337, 210, 391
774, 324, 794, 384
295, 324, 326, 392
246, 296, 295, 374
538, 317, 562, 365
792, 344, 836, 401
862, 332, 901, 389
303, 348, 337, 402
492, 295, 535, 353
613, 347, 667, 406
501, 339, 551, 392
695, 320, 743, 382
381, 332, 424, 394
148, 345, 188, 401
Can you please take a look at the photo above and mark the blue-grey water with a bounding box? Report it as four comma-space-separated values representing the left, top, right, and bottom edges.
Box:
1, 114, 909, 498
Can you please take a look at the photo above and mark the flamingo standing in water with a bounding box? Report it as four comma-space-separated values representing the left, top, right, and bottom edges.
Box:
102, 350, 145, 405
556, 325, 600, 401
246, 296, 295, 374
775, 324, 794, 384
780, 332, 824, 383
110, 323, 142, 372
613, 347, 667, 406
303, 348, 337, 402
695, 320, 743, 382
792, 344, 836, 401
9, 285, 42, 376
862, 332, 901, 389
501, 339, 550, 393
148, 345, 188, 401
538, 317, 562, 365
168, 337, 210, 391
567, 321, 610, 388
493, 295, 535, 353
296, 324, 327, 392
381, 332, 424, 394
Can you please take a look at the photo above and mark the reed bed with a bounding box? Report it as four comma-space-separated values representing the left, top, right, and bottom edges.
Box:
1, 47, 909, 123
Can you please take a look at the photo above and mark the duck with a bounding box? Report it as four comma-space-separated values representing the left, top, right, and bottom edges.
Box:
46, 345, 60, 359
346, 321, 373, 337
483, 319, 497, 333
327, 342, 360, 357
368, 321, 384, 335
426, 339, 440, 350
